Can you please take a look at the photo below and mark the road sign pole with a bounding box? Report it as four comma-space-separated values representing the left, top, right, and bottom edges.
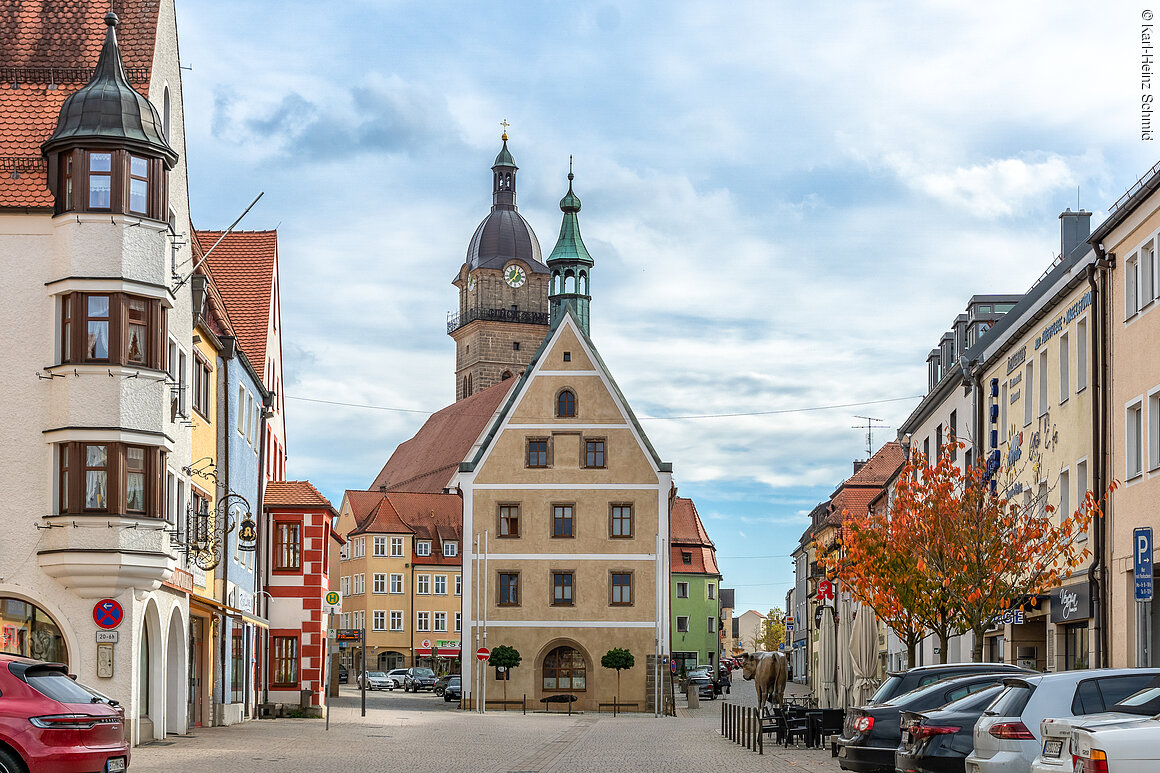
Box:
326, 611, 332, 731
361, 627, 366, 717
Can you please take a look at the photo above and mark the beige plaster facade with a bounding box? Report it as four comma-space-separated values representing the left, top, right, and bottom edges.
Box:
457, 313, 672, 713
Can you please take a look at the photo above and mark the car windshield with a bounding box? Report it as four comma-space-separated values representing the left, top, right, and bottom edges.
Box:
984, 683, 1033, 717
24, 669, 104, 704
869, 675, 905, 704
1109, 685, 1160, 715
368, 672, 387, 678
449, 677, 460, 684
940, 684, 1003, 712
414, 668, 435, 677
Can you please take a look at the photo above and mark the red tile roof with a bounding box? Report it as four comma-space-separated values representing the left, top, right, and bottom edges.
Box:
264, 480, 336, 512
825, 441, 906, 526
670, 497, 720, 575
195, 230, 277, 370
0, 1, 159, 209
370, 379, 516, 493
345, 491, 463, 567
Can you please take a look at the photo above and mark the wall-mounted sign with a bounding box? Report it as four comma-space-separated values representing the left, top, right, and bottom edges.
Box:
1051, 583, 1091, 623
1135, 527, 1154, 602
1007, 345, 1027, 375
237, 518, 258, 552
96, 630, 120, 643
1034, 291, 1092, 350
335, 629, 361, 642
92, 599, 123, 630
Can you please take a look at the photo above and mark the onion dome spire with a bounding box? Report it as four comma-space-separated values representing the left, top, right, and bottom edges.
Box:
548, 158, 594, 333
42, 12, 178, 167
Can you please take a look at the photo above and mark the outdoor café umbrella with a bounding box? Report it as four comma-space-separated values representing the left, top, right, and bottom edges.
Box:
848, 601, 878, 706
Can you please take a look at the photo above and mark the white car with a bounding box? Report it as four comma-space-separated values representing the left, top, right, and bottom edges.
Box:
358, 670, 395, 690
1029, 684, 1160, 773
1070, 715, 1160, 772
966, 668, 1160, 773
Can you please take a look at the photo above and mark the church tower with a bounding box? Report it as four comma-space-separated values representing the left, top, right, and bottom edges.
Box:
546, 164, 594, 334
448, 130, 550, 401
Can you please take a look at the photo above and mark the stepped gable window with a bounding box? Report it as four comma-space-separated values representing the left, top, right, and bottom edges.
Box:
57, 441, 166, 517
60, 292, 165, 369
556, 389, 576, 418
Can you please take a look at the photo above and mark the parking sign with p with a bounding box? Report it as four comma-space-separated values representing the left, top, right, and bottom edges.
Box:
1135, 527, 1153, 602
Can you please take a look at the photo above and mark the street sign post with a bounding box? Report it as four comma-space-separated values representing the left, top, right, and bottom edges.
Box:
324, 590, 342, 615
93, 599, 123, 630
1136, 527, 1154, 602
476, 647, 490, 661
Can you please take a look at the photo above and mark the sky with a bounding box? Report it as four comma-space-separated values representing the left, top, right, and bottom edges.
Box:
175, 0, 1158, 616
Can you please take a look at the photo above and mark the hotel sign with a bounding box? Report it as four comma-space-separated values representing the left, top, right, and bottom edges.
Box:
1050, 582, 1091, 623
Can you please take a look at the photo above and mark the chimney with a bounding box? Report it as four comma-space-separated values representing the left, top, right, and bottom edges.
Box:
853, 460, 867, 474
1059, 208, 1092, 258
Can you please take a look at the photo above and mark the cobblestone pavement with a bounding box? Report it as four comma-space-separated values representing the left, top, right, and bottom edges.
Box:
131, 678, 844, 773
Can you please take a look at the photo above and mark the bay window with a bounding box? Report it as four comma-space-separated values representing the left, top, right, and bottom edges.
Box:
53, 148, 167, 220
60, 292, 165, 369
58, 441, 165, 517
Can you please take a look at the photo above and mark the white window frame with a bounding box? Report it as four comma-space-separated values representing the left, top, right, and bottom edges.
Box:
455, 612, 461, 632
417, 611, 430, 632
434, 575, 447, 595
340, 576, 350, 596
676, 582, 689, 599
677, 616, 689, 633
372, 610, 386, 631
1024, 362, 1034, 426
237, 385, 246, 434
442, 541, 457, 557
1128, 399, 1145, 479
1076, 458, 1089, 542
1059, 332, 1069, 405
1059, 467, 1070, 521
390, 610, 403, 631
416, 541, 432, 557
354, 574, 364, 595
455, 575, 462, 596
433, 612, 447, 632
707, 616, 716, 633
390, 574, 404, 594
417, 574, 430, 595
373, 573, 386, 594
707, 583, 715, 600
1038, 350, 1048, 417
373, 536, 388, 556
1127, 253, 1140, 318
1077, 318, 1088, 392
1149, 386, 1160, 471
390, 537, 404, 557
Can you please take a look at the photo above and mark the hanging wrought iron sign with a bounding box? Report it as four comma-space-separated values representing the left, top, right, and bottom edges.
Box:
237, 517, 258, 552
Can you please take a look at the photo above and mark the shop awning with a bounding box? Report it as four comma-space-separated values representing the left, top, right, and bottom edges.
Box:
415, 647, 461, 658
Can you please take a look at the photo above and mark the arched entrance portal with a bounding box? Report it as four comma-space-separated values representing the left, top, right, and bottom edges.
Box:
377, 651, 405, 671
0, 597, 68, 664
538, 642, 590, 697
165, 609, 187, 735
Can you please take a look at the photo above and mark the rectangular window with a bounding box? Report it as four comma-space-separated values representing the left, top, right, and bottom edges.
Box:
610, 504, 633, 538
527, 439, 548, 468
390, 611, 403, 631
86, 295, 111, 360
372, 611, 386, 631
1077, 318, 1088, 391
237, 386, 246, 433
274, 523, 301, 570
434, 575, 447, 595
553, 505, 574, 537
125, 446, 146, 513
708, 583, 716, 600
676, 582, 689, 599
178, 349, 187, 417
611, 572, 632, 605
949, 411, 957, 462
707, 616, 716, 633
455, 575, 462, 596
936, 424, 943, 458
499, 505, 520, 537
1001, 382, 1008, 443
1059, 468, 1070, 520
1039, 350, 1048, 416
373, 573, 387, 594
390, 537, 404, 557
1024, 362, 1034, 425
80, 443, 105, 511
553, 572, 574, 606
1145, 240, 1157, 304
499, 573, 519, 606
1076, 460, 1089, 542
1059, 332, 1070, 404
127, 297, 148, 365
353, 537, 364, 559
390, 574, 403, 594
681, 551, 692, 565
271, 637, 298, 688
417, 612, 430, 632
373, 536, 388, 556
442, 541, 457, 557
340, 576, 350, 596
1128, 255, 1141, 317
1128, 402, 1144, 478
1150, 390, 1160, 470
585, 439, 606, 468
245, 391, 255, 446
353, 574, 364, 595
455, 612, 462, 632
416, 541, 431, 556
677, 616, 689, 633
191, 355, 211, 417
417, 575, 430, 595
433, 612, 447, 632
88, 151, 112, 208
128, 155, 149, 214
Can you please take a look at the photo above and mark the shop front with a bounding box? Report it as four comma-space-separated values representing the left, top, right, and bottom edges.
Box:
1051, 581, 1093, 671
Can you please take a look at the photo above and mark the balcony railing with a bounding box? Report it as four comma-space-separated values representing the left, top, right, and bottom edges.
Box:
447, 307, 549, 334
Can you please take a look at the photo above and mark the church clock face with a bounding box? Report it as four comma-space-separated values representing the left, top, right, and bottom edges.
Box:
504, 264, 527, 288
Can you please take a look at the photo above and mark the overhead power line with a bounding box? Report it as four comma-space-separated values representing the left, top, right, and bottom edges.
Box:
284, 393, 923, 421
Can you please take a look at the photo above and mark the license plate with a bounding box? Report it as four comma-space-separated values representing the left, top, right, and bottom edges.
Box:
107, 758, 127, 773
967, 764, 979, 773
1044, 739, 1064, 758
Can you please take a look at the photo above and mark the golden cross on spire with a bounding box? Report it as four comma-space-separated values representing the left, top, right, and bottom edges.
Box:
500, 119, 510, 141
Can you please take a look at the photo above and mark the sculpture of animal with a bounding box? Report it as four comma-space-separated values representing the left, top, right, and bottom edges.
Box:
739, 651, 788, 713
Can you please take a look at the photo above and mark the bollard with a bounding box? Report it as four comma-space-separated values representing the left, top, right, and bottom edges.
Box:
745, 707, 751, 751
721, 701, 725, 736
758, 710, 763, 755
731, 703, 736, 743
523, 695, 526, 716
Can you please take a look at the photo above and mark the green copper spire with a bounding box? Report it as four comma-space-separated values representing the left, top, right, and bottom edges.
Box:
548, 160, 594, 334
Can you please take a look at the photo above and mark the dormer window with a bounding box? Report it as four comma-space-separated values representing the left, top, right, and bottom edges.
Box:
416, 541, 432, 557
442, 541, 457, 557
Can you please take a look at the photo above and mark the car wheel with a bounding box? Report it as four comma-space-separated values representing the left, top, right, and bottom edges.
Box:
0, 747, 26, 773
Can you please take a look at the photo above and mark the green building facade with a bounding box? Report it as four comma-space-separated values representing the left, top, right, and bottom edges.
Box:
669, 498, 722, 675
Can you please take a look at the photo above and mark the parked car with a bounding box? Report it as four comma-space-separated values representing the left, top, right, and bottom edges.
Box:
688, 674, 716, 700
404, 667, 437, 692
839, 672, 1026, 772
386, 668, 409, 689
966, 667, 1160, 773
443, 676, 462, 703
896, 684, 1004, 773
687, 665, 712, 679
434, 673, 460, 696
358, 670, 395, 690
338, 666, 349, 684
1069, 714, 1160, 772
0, 653, 130, 773
868, 662, 1029, 707
1029, 681, 1160, 773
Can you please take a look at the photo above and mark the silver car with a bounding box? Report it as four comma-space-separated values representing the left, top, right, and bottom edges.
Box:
966, 668, 1160, 773
1029, 683, 1160, 773
358, 670, 395, 690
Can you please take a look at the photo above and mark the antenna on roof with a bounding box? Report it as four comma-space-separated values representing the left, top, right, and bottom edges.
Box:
173, 192, 264, 292
852, 416, 888, 458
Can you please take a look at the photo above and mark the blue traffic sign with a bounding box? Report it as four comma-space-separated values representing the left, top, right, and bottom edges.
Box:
93, 598, 124, 630
1135, 527, 1153, 602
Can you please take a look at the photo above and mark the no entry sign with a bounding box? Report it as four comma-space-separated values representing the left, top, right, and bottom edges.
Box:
476, 647, 490, 661
93, 599, 123, 630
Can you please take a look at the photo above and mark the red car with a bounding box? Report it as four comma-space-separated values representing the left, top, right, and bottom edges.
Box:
0, 653, 129, 773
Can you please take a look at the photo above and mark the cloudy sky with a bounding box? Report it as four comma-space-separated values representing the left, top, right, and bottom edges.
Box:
176, 0, 1156, 616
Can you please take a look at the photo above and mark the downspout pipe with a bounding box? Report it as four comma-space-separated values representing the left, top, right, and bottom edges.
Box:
256, 389, 272, 705
1087, 248, 1113, 668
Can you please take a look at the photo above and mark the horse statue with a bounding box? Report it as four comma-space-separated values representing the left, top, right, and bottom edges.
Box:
739, 650, 788, 715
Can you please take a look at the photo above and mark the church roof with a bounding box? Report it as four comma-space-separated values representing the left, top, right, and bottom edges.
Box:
0, 0, 160, 209
466, 208, 547, 273
546, 171, 593, 267
42, 11, 176, 166
370, 379, 516, 493
195, 230, 278, 370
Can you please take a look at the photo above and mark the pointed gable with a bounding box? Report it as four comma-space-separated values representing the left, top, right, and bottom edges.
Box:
195, 230, 278, 369
670, 497, 719, 575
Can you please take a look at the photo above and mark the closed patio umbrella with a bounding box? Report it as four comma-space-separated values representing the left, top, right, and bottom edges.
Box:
848, 601, 878, 706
